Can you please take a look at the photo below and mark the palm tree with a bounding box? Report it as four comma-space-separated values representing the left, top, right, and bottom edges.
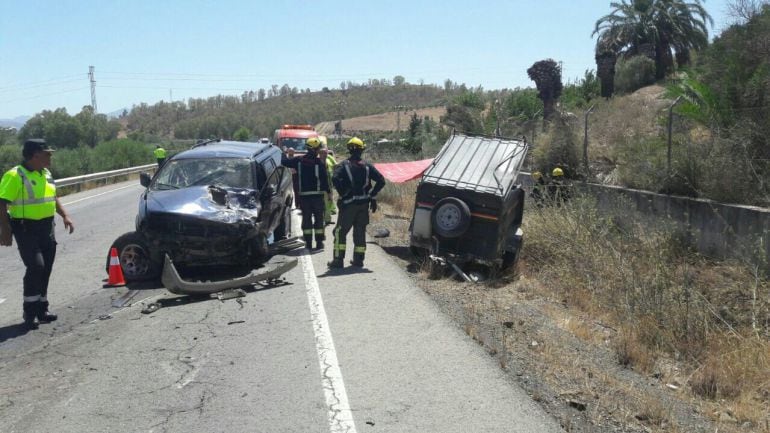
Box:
527, 59, 563, 123
593, 0, 712, 86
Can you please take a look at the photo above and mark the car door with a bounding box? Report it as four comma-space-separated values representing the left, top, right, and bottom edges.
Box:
260, 159, 285, 232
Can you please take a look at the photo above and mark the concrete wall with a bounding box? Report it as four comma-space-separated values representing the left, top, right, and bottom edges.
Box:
516, 172, 769, 263
583, 184, 770, 262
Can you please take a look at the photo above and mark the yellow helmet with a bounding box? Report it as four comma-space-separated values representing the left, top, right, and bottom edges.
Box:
306, 137, 321, 149
347, 137, 365, 151
552, 167, 564, 177
532, 171, 542, 180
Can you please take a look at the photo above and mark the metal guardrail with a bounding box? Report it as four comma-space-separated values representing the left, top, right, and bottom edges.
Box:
56, 164, 156, 188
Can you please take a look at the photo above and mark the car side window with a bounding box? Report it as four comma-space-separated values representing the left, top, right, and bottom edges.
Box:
262, 160, 280, 193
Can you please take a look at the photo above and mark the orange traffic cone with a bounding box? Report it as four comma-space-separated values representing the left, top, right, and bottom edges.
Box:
104, 247, 126, 288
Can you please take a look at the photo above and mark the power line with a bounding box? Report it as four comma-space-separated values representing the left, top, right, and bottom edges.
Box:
0, 74, 86, 92
0, 87, 90, 104
0, 78, 85, 94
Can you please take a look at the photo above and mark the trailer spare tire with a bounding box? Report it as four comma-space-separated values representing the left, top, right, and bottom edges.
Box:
431, 197, 471, 238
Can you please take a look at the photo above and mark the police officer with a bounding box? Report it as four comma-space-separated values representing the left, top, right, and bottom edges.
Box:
328, 137, 385, 269
0, 139, 75, 330
282, 137, 330, 250
153, 145, 167, 167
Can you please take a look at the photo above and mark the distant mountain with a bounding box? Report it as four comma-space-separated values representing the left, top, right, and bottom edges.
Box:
0, 115, 30, 129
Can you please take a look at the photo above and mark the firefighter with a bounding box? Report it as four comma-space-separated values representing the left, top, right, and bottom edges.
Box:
530, 171, 546, 205
282, 137, 330, 250
318, 137, 337, 225
328, 137, 386, 269
0, 139, 75, 330
153, 145, 167, 167
548, 167, 569, 203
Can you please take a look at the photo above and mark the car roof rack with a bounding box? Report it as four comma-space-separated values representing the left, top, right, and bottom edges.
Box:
192, 138, 221, 148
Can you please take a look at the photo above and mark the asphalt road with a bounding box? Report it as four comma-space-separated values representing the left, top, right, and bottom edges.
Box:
0, 180, 562, 433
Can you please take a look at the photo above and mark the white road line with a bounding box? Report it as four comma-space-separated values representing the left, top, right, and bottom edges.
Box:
295, 215, 357, 433
61, 183, 138, 207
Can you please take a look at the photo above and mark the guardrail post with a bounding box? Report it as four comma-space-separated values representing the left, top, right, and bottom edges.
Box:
583, 105, 595, 178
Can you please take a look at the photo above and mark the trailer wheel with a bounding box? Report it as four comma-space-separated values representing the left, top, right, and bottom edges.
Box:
431, 197, 471, 238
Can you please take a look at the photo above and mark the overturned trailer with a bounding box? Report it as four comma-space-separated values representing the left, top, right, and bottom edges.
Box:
409, 132, 528, 273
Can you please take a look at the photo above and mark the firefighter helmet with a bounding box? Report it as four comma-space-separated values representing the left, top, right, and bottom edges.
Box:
532, 171, 542, 180
347, 137, 366, 151
306, 137, 321, 149
552, 167, 564, 177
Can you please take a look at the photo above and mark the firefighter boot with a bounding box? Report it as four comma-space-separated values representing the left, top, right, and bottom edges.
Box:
303, 235, 314, 250
327, 255, 344, 269
350, 253, 365, 268
314, 234, 325, 251
37, 301, 58, 323
22, 302, 39, 330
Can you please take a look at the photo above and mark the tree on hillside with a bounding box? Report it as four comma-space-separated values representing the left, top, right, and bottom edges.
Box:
233, 126, 251, 141
593, 0, 712, 88
527, 59, 563, 123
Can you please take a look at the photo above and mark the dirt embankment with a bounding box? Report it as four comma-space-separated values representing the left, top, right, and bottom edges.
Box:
367, 207, 763, 433
315, 107, 445, 135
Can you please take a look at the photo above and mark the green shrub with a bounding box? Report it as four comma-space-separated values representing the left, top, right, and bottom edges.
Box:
615, 56, 657, 94
51, 146, 92, 178
533, 116, 580, 178
0, 144, 22, 174
91, 139, 153, 172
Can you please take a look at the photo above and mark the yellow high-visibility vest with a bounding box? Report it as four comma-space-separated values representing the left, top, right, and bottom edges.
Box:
154, 148, 167, 159
0, 166, 56, 220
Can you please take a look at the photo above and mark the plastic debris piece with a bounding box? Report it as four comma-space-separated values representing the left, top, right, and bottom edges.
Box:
141, 303, 161, 314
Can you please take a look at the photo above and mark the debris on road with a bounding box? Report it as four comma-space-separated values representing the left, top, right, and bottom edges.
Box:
162, 254, 298, 295
97, 314, 112, 321
111, 290, 139, 308
216, 288, 247, 302
373, 228, 390, 238
227, 320, 245, 325
141, 303, 161, 314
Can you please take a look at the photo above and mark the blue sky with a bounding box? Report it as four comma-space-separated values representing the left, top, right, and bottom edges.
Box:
0, 0, 734, 119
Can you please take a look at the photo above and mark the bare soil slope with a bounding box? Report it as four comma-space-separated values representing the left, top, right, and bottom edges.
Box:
315, 107, 445, 134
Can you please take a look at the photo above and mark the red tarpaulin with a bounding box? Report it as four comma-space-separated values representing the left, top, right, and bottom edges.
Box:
374, 159, 434, 183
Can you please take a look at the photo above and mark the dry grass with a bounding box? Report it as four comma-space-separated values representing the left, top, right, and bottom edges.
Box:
522, 194, 770, 427
376, 180, 417, 219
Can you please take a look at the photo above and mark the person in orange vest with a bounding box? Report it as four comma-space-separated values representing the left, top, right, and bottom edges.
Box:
0, 139, 75, 330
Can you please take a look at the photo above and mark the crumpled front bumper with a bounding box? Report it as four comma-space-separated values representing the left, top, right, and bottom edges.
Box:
161, 253, 298, 295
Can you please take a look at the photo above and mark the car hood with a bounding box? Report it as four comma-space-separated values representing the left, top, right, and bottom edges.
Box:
146, 185, 262, 224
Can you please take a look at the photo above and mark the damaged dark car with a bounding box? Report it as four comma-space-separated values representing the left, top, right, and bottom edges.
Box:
108, 140, 294, 281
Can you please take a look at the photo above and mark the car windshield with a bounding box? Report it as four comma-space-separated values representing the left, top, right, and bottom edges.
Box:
152, 158, 253, 190
280, 137, 308, 151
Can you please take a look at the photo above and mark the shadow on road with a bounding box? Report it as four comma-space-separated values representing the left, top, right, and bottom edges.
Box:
317, 267, 374, 278
0, 323, 33, 344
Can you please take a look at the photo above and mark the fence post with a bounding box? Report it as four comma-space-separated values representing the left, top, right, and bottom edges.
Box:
583, 105, 595, 178
667, 96, 683, 175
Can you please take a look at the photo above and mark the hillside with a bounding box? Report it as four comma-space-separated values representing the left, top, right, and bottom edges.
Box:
315, 106, 446, 134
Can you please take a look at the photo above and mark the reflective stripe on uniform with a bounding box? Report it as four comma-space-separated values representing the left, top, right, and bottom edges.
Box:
299, 191, 324, 196
354, 246, 366, 253
40, 297, 47, 302
24, 295, 41, 302
342, 161, 370, 204
333, 226, 346, 258
303, 229, 314, 235
7, 166, 57, 219
16, 168, 35, 200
